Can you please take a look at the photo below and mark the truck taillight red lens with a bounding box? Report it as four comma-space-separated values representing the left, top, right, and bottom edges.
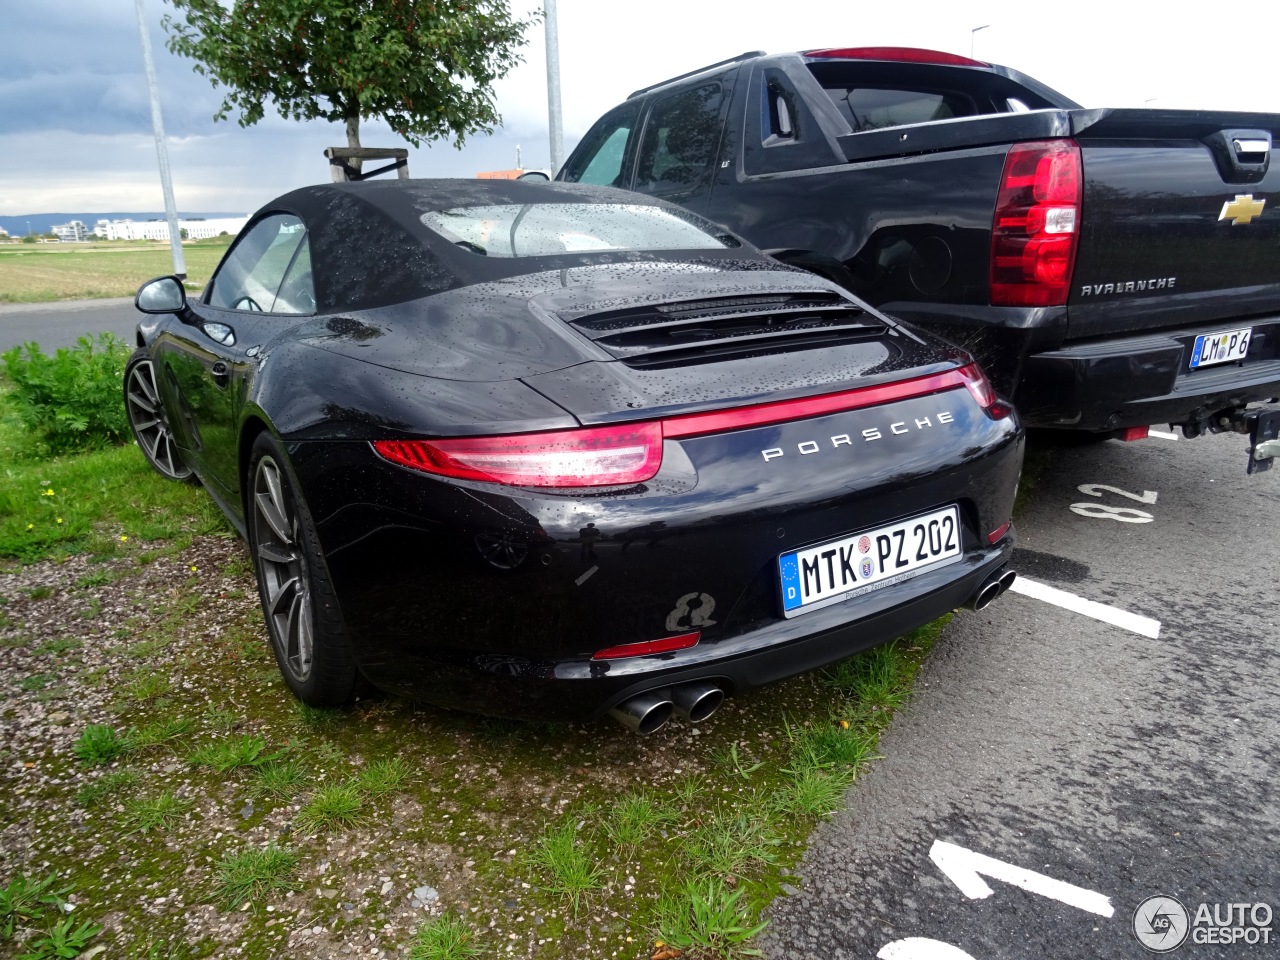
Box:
990, 139, 1082, 307
374, 364, 1009, 486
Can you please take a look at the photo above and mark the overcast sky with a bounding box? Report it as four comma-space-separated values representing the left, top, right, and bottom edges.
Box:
2, 0, 1279, 217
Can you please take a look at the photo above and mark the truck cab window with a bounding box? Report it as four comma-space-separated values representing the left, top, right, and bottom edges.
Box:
561, 102, 641, 187
833, 87, 977, 132
635, 83, 724, 200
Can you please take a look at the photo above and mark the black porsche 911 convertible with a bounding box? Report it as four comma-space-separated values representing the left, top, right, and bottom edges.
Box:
126, 178, 1022, 733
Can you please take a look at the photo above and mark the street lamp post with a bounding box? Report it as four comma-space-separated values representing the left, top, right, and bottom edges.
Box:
544, 0, 564, 176
971, 24, 990, 58
133, 0, 186, 279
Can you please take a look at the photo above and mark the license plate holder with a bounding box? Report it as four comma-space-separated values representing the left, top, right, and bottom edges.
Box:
1190, 327, 1252, 368
778, 506, 962, 618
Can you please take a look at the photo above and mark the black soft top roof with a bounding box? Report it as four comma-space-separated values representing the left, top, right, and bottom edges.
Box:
253, 179, 757, 312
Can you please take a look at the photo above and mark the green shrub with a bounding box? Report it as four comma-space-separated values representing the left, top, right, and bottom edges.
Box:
2, 334, 131, 455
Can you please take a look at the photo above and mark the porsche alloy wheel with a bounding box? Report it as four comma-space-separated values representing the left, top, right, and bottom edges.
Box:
247, 433, 357, 706
124, 351, 193, 481
253, 454, 315, 683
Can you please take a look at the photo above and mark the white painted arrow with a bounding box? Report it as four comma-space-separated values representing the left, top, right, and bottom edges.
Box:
929, 840, 1114, 918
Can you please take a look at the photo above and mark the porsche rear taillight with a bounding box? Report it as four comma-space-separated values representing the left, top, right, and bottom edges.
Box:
990, 140, 1082, 307
374, 364, 1009, 487
956, 363, 1011, 419
373, 422, 664, 487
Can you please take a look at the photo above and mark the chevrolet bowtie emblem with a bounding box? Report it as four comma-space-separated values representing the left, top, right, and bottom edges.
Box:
1219, 194, 1266, 226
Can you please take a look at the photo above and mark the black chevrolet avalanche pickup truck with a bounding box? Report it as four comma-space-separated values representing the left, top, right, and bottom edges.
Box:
559, 47, 1280, 468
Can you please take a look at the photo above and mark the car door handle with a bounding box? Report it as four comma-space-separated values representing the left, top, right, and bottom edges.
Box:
211, 361, 230, 387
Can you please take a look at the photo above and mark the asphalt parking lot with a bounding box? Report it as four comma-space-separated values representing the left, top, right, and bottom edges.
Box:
762, 429, 1279, 959
0, 298, 139, 352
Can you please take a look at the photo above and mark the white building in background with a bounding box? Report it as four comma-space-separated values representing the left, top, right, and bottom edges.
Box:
52, 220, 89, 241
92, 216, 248, 241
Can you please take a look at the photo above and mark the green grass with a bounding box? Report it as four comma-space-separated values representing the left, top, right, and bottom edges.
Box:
211, 845, 301, 911
293, 702, 344, 729
686, 808, 782, 879
296, 782, 365, 832
603, 791, 673, 854
122, 790, 192, 834
0, 238, 231, 304
187, 734, 273, 772
72, 724, 126, 766
18, 672, 56, 692
353, 757, 409, 799
772, 767, 853, 817
33, 637, 81, 656
525, 820, 604, 915
405, 913, 484, 960
13, 916, 102, 958
124, 718, 194, 751
122, 669, 171, 703
75, 768, 140, 808
657, 878, 768, 959
0, 438, 229, 565
0, 872, 71, 940
251, 759, 306, 800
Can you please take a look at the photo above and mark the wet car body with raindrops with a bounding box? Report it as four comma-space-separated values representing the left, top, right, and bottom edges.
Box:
126, 178, 1023, 731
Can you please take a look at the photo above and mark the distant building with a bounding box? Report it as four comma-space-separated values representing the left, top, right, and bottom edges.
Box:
52, 220, 89, 242
93, 216, 249, 241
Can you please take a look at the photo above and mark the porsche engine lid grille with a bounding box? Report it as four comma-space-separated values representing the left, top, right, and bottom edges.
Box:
565, 292, 886, 369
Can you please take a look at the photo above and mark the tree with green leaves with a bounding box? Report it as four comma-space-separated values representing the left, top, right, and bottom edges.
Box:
163, 0, 538, 160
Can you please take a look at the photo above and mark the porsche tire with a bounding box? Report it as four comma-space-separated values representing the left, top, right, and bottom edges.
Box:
247, 431, 358, 706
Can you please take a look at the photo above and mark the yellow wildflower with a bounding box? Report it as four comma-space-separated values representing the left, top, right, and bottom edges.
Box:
55, 518, 63, 524
119, 535, 129, 542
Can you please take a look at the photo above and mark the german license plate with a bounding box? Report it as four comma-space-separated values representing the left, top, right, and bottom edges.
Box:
778, 506, 961, 617
1190, 328, 1252, 368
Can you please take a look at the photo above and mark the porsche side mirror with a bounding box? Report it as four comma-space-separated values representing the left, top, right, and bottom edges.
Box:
517, 170, 551, 182
135, 275, 187, 314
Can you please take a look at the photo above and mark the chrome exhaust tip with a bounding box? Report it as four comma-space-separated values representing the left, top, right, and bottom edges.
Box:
609, 691, 674, 735
969, 581, 1003, 611
996, 568, 1017, 595
671, 681, 724, 724
967, 566, 1016, 611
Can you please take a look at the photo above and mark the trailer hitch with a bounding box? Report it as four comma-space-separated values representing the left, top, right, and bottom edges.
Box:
1246, 407, 1280, 474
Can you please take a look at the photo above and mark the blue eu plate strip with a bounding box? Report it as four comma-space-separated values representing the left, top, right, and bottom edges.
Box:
779, 552, 802, 611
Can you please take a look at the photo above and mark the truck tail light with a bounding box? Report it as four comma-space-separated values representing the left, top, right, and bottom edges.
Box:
990, 140, 1082, 307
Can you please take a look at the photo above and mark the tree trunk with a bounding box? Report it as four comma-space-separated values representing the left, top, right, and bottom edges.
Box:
345, 103, 362, 175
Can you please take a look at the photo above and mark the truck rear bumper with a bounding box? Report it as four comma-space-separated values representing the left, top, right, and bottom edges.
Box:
1015, 320, 1280, 431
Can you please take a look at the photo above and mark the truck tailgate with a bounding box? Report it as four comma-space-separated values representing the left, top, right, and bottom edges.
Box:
1067, 108, 1280, 341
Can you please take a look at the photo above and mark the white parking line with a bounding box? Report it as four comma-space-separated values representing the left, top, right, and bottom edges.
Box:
1008, 576, 1162, 638
1148, 428, 1179, 440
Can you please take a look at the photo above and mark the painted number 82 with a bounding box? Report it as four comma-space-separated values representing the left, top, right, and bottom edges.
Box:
1068, 482, 1156, 523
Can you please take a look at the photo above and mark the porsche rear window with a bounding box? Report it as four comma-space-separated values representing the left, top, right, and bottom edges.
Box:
419, 203, 734, 258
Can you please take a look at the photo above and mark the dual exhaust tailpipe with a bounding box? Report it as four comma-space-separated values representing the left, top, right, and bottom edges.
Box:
611, 567, 1018, 733
967, 566, 1017, 611
609, 680, 724, 735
